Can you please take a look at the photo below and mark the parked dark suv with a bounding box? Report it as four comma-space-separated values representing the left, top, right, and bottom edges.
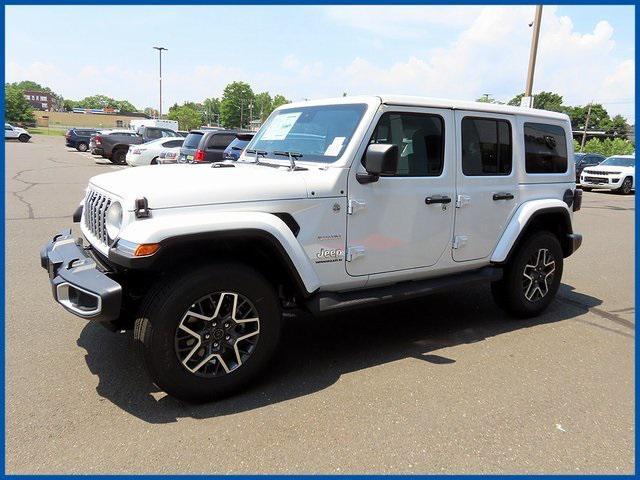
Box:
178, 129, 239, 163
575, 152, 606, 182
65, 128, 99, 152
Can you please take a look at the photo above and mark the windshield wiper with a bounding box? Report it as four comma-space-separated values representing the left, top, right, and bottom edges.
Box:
245, 148, 267, 164
273, 150, 303, 170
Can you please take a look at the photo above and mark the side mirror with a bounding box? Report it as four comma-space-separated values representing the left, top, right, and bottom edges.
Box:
357, 144, 398, 184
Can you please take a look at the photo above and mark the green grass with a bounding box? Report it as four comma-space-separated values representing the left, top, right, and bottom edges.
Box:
30, 127, 67, 136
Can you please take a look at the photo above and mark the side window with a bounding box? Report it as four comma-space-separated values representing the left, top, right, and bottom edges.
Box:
524, 123, 567, 173
164, 139, 183, 148
146, 128, 162, 140
368, 112, 444, 177
5, 125, 12, 131
461, 117, 512, 176
208, 133, 236, 149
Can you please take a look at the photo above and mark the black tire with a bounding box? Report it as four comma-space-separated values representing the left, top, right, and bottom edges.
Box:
617, 176, 633, 195
18, 134, 30, 143
134, 262, 282, 402
76, 142, 88, 152
150, 157, 158, 165
111, 148, 127, 164
492, 231, 563, 318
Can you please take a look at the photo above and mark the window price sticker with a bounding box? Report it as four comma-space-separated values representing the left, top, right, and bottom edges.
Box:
261, 112, 302, 141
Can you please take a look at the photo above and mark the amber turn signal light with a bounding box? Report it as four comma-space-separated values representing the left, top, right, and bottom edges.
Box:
134, 243, 160, 257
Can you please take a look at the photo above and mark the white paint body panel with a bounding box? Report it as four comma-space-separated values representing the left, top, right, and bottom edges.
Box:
125, 138, 184, 166
491, 199, 572, 263
580, 163, 635, 190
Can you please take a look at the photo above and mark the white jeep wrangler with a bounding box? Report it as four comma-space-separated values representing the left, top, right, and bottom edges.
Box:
41, 96, 582, 401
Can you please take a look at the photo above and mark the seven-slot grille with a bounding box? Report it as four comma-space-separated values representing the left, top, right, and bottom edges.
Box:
84, 188, 112, 245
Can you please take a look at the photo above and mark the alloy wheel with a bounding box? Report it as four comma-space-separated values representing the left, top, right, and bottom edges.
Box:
522, 248, 556, 302
175, 292, 260, 378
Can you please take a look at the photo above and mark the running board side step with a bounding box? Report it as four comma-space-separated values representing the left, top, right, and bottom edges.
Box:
305, 267, 502, 316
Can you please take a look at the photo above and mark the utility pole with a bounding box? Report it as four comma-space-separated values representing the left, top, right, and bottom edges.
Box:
240, 98, 244, 128
522, 5, 543, 108
153, 46, 167, 117
580, 102, 593, 151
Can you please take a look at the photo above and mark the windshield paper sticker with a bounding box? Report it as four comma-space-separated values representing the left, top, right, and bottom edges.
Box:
261, 112, 302, 141
324, 136, 345, 156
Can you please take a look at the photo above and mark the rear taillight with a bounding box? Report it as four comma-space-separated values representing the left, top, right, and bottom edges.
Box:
95, 135, 102, 145
194, 149, 206, 162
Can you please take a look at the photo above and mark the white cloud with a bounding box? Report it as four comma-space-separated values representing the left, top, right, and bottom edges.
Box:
327, 6, 635, 122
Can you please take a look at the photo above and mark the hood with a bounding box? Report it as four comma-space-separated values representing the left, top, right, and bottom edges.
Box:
90, 162, 329, 210
583, 165, 635, 174
15, 126, 28, 134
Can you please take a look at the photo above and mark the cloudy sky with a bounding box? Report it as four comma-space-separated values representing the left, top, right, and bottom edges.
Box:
5, 5, 635, 122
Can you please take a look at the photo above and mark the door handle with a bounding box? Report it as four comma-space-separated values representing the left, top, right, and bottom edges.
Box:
493, 192, 514, 201
425, 195, 452, 205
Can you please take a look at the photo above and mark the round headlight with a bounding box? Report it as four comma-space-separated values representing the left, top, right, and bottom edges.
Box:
105, 201, 123, 241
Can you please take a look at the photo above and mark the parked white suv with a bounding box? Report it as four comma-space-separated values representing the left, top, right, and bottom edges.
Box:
41, 96, 582, 401
580, 155, 635, 194
5, 123, 31, 142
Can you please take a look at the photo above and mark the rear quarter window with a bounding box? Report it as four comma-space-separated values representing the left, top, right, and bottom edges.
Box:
524, 123, 568, 174
183, 133, 203, 149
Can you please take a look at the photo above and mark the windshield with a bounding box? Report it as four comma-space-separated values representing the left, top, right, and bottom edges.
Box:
183, 132, 203, 149
574, 153, 586, 163
245, 103, 367, 163
600, 156, 635, 167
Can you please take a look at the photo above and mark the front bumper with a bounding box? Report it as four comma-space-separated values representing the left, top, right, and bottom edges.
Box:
580, 174, 624, 189
40, 229, 122, 323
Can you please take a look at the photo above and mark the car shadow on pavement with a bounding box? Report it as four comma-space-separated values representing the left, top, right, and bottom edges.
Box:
77, 283, 604, 424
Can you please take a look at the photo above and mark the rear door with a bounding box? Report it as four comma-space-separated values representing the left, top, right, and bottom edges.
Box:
205, 133, 236, 163
452, 111, 518, 262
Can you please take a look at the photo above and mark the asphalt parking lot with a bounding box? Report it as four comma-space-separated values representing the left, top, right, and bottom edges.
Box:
5, 135, 635, 474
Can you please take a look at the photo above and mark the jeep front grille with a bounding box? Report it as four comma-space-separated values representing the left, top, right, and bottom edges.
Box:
84, 189, 112, 246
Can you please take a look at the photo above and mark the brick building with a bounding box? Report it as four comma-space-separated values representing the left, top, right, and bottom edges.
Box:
23, 90, 58, 111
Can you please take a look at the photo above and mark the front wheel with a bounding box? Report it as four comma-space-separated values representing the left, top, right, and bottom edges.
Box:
77, 142, 88, 152
492, 231, 563, 318
134, 263, 282, 402
18, 134, 30, 143
618, 177, 633, 195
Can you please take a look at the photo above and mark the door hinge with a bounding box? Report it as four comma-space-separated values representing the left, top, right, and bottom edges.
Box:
452, 235, 468, 249
346, 246, 366, 262
456, 194, 471, 208
347, 199, 366, 215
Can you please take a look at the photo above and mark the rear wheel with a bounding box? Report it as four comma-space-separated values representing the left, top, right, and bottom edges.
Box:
111, 148, 127, 164
18, 134, 30, 143
134, 263, 282, 402
617, 176, 633, 195
492, 231, 563, 318
77, 142, 88, 152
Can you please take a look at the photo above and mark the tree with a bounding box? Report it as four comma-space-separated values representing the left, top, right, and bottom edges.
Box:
167, 103, 202, 131
143, 107, 159, 118
202, 97, 221, 125
608, 114, 631, 136
272, 94, 289, 110
74, 95, 137, 112
508, 91, 564, 112
252, 92, 272, 121
582, 137, 635, 157
565, 103, 611, 131
220, 81, 255, 128
5, 84, 35, 124
476, 94, 501, 104
62, 99, 76, 112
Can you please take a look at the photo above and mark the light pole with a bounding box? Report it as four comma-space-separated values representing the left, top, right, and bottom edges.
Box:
522, 5, 543, 108
153, 46, 167, 117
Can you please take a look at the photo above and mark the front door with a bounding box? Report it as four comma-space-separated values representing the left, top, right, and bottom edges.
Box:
452, 111, 518, 262
346, 107, 455, 276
